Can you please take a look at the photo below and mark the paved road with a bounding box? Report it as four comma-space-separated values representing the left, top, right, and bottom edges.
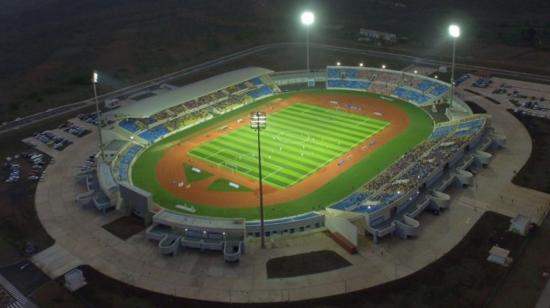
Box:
2, 42, 550, 135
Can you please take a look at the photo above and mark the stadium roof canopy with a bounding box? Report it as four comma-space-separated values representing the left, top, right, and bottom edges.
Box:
106, 67, 273, 118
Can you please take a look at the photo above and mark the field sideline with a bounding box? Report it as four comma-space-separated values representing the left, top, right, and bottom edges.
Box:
189, 103, 389, 188
131, 90, 433, 219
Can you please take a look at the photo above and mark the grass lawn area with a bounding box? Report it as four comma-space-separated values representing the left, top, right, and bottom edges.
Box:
183, 164, 213, 182
132, 90, 433, 219
208, 178, 253, 192
190, 103, 388, 188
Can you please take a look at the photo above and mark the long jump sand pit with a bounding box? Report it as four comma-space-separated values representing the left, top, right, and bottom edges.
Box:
154, 93, 410, 209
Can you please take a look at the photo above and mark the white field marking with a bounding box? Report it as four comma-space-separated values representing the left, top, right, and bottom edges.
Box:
216, 145, 302, 181
210, 111, 391, 187
269, 120, 351, 154
205, 148, 225, 160
287, 122, 390, 186
263, 166, 283, 183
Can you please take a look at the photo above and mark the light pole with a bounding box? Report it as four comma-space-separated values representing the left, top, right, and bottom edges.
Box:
448, 24, 461, 106
92, 70, 105, 161
301, 11, 315, 72
250, 111, 267, 248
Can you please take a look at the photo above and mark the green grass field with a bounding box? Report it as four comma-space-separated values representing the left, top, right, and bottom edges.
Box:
208, 178, 253, 192
188, 103, 388, 188
131, 90, 434, 219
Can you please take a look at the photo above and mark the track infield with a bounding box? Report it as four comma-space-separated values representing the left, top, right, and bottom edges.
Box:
131, 90, 433, 219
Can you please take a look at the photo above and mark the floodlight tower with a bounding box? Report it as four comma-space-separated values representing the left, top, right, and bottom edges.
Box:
448, 24, 461, 106
301, 11, 315, 72
250, 111, 267, 248
92, 70, 105, 161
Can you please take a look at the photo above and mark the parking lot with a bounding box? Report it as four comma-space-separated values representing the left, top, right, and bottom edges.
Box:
2, 152, 47, 184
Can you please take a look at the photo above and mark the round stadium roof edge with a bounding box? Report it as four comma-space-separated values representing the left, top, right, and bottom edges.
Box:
105, 67, 274, 119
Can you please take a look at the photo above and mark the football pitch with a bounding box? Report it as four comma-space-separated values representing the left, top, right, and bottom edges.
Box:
188, 103, 389, 188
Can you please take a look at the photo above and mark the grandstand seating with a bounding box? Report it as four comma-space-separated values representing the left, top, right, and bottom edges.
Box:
330, 193, 369, 211
430, 84, 449, 96
392, 87, 430, 105
431, 117, 485, 139
115, 75, 279, 145
247, 86, 273, 99
139, 125, 169, 142
431, 125, 455, 139
352, 205, 382, 213
249, 77, 263, 86
328, 113, 488, 229
326, 67, 452, 107
327, 68, 359, 79
327, 79, 371, 90
454, 118, 484, 137
415, 80, 434, 92
119, 119, 140, 133
118, 144, 143, 181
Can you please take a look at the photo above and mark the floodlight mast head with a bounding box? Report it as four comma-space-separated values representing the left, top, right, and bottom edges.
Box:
301, 11, 315, 26
92, 70, 98, 84
250, 112, 267, 130
449, 24, 461, 38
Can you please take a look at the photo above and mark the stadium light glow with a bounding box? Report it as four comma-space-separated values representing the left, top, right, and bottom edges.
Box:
92, 70, 98, 84
250, 112, 267, 130
250, 111, 267, 248
301, 11, 315, 26
448, 24, 461, 38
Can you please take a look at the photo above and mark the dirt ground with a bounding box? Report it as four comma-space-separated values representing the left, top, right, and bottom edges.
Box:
266, 248, 351, 279
102, 215, 146, 241
155, 93, 409, 208
510, 110, 550, 193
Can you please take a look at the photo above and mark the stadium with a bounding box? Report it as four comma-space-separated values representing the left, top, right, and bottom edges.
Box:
71, 64, 501, 257
3, 3, 550, 307
21, 55, 531, 304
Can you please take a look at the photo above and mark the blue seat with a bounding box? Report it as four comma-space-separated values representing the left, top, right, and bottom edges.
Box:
327, 79, 371, 90
248, 86, 273, 99
392, 87, 430, 105
416, 80, 434, 92
430, 84, 449, 96
329, 192, 369, 211
118, 145, 143, 181
139, 125, 169, 142
327, 68, 359, 79
119, 119, 140, 133
249, 77, 263, 86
